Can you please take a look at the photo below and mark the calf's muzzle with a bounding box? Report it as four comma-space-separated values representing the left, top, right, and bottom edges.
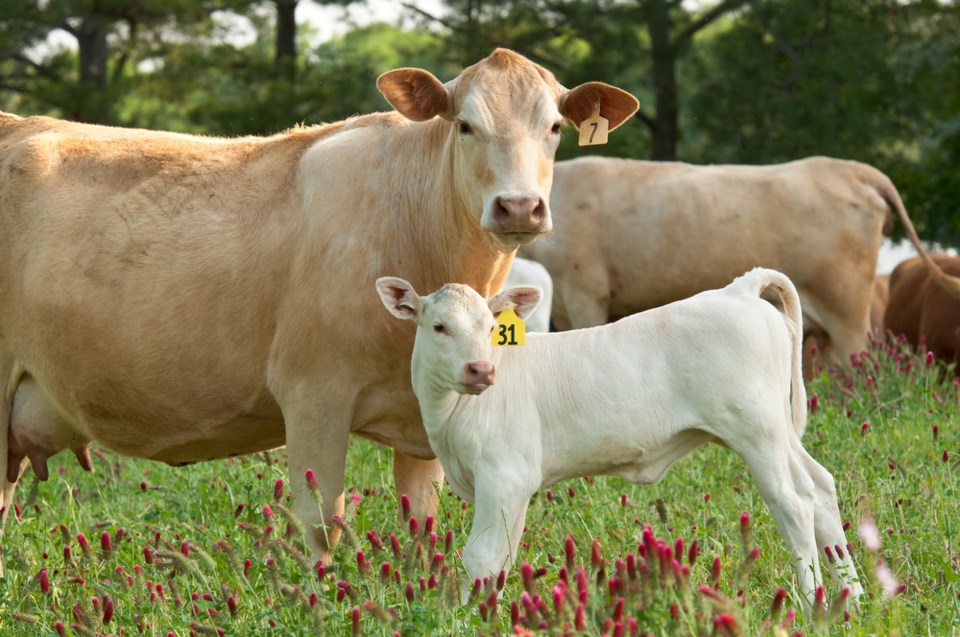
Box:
463, 360, 496, 394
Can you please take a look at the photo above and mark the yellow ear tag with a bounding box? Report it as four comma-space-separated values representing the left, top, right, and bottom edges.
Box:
492, 308, 526, 346
578, 102, 609, 147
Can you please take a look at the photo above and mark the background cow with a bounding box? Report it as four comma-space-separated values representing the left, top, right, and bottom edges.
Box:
521, 156, 960, 368
885, 253, 960, 366
0, 48, 638, 574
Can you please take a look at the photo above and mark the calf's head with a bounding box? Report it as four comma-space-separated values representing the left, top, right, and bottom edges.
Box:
376, 277, 542, 395
377, 48, 638, 249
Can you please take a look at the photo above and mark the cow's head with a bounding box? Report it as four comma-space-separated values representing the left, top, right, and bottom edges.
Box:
378, 48, 639, 249
376, 277, 541, 396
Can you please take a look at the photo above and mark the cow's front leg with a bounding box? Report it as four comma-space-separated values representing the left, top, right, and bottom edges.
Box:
393, 451, 444, 525
285, 420, 350, 567
460, 472, 534, 602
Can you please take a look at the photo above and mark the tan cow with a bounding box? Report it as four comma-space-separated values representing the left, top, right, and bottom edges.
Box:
885, 253, 960, 366
0, 48, 639, 574
521, 156, 960, 367
803, 275, 889, 376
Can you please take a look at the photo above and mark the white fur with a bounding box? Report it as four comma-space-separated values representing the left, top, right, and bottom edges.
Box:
378, 268, 862, 611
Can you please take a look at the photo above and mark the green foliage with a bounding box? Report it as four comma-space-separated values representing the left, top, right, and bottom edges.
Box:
2, 336, 959, 634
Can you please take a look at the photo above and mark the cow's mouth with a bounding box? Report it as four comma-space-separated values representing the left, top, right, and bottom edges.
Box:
492, 229, 547, 247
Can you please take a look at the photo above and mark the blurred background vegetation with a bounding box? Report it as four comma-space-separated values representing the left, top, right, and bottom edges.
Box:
1, 0, 958, 242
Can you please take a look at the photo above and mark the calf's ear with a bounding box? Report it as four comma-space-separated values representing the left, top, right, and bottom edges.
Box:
559, 82, 639, 132
489, 286, 543, 320
376, 277, 422, 320
377, 68, 450, 122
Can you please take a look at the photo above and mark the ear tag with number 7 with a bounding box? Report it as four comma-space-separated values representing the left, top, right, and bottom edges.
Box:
492, 308, 526, 346
578, 102, 609, 147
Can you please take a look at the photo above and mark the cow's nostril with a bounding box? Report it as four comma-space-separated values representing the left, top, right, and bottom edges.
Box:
531, 198, 546, 222
493, 197, 510, 223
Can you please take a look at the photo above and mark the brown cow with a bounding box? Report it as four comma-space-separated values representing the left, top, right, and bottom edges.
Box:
885, 253, 960, 365
0, 48, 639, 574
521, 156, 960, 367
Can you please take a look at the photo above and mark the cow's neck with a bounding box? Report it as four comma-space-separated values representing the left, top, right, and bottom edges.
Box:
383, 118, 515, 297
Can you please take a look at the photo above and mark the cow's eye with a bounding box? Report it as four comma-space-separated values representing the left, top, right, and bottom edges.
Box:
458, 121, 472, 135
433, 323, 446, 334
550, 121, 562, 135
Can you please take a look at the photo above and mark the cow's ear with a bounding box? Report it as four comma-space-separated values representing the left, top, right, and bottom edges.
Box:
377, 68, 450, 122
376, 277, 422, 320
559, 82, 639, 132
489, 286, 542, 320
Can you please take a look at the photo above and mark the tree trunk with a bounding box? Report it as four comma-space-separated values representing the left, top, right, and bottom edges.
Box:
645, 0, 679, 161
275, 0, 298, 80
74, 14, 109, 122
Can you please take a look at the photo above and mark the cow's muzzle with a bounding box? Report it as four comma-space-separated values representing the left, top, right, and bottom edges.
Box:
490, 195, 551, 239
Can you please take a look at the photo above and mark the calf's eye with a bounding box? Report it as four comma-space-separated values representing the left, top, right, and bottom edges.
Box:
458, 121, 472, 135
551, 121, 562, 134
433, 323, 446, 333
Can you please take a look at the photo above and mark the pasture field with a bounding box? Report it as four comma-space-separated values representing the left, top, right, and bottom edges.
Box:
1, 335, 958, 636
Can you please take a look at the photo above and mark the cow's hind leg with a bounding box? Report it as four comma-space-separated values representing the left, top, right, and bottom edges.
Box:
803, 293, 871, 368
393, 452, 443, 528
730, 429, 822, 612
793, 438, 864, 600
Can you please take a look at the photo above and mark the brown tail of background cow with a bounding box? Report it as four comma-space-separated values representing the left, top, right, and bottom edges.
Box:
734, 268, 808, 438
871, 169, 960, 301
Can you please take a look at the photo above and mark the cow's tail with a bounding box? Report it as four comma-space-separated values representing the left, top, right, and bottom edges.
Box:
871, 168, 960, 301
731, 267, 808, 437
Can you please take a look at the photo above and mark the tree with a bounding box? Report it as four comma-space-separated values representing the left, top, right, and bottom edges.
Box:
401, 0, 751, 160
0, 0, 225, 122
687, 0, 960, 242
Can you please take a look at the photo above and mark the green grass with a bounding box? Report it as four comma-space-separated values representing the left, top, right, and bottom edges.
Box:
1, 334, 958, 636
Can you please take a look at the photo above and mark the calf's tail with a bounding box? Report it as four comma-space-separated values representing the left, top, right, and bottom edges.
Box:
731, 267, 808, 437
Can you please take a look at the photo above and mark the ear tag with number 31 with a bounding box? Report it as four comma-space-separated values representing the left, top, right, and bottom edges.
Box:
492, 308, 526, 346
578, 102, 609, 147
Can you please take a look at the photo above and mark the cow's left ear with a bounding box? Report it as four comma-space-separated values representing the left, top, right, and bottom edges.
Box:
559, 82, 639, 132
377, 68, 450, 122
376, 277, 422, 320
489, 286, 543, 320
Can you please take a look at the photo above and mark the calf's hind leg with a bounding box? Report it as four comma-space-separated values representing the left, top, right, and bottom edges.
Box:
732, 432, 822, 611
793, 438, 863, 600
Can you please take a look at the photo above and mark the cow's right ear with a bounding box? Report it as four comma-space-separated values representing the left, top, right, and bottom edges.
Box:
376, 277, 422, 320
377, 68, 450, 122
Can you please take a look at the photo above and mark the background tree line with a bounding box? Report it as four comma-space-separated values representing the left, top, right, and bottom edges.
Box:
2, 0, 958, 243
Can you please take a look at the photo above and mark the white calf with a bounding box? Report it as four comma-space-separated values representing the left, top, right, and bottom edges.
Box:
376, 268, 862, 611
503, 257, 554, 333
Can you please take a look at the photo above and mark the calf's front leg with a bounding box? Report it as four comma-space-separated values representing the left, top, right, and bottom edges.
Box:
460, 473, 534, 603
